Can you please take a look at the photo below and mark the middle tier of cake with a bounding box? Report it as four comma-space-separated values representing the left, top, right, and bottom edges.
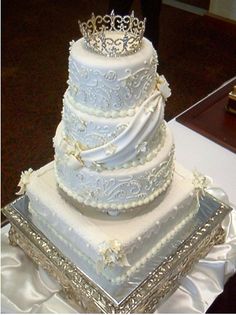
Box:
53, 121, 175, 212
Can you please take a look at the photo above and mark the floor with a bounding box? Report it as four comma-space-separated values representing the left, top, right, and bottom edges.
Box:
2, 0, 236, 312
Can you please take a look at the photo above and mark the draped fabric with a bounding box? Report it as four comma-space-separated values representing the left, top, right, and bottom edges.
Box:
1, 206, 236, 313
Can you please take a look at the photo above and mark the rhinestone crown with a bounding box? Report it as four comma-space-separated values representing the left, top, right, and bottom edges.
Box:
78, 11, 146, 57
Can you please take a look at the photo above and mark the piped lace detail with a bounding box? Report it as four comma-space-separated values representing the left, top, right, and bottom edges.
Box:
68, 49, 158, 113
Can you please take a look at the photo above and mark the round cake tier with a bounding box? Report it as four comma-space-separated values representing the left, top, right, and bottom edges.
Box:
54, 125, 175, 213
62, 90, 165, 157
68, 37, 158, 115
62, 91, 132, 148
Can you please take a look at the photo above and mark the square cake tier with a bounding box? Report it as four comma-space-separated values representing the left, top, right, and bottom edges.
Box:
26, 161, 199, 287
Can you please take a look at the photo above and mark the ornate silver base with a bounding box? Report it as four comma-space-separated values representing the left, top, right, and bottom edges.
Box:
2, 193, 231, 313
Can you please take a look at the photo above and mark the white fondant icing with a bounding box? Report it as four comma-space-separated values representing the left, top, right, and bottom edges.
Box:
78, 90, 164, 167
60, 88, 166, 168
68, 38, 158, 112
54, 127, 174, 211
26, 162, 199, 284
62, 93, 130, 147
58, 120, 166, 170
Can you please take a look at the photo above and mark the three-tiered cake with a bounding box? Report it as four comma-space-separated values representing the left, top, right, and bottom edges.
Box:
17, 12, 201, 286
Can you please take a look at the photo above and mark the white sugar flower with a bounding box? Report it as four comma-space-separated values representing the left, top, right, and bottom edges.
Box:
16, 168, 34, 195
69, 40, 75, 51
193, 171, 212, 199
97, 240, 130, 271
70, 84, 78, 96
66, 141, 84, 167
157, 75, 171, 101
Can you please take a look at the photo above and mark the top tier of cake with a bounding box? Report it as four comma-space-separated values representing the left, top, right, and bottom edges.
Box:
67, 37, 158, 116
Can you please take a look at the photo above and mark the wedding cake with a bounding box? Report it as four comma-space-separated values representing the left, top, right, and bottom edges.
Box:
17, 12, 201, 286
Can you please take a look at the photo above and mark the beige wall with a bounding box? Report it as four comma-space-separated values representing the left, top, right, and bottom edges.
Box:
209, 0, 236, 21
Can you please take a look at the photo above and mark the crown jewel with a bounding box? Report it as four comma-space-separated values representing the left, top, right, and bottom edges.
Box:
78, 11, 146, 57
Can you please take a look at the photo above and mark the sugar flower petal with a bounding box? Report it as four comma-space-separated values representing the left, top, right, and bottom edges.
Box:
16, 168, 33, 195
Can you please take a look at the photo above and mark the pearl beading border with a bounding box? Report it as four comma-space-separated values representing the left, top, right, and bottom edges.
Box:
28, 196, 199, 284
54, 153, 175, 212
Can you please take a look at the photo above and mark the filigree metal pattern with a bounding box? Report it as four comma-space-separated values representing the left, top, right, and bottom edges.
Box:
2, 194, 231, 313
78, 11, 146, 57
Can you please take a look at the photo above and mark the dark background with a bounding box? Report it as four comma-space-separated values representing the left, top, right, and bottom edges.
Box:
2, 0, 236, 312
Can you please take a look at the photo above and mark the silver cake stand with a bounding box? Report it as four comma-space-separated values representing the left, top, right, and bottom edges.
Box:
2, 191, 232, 313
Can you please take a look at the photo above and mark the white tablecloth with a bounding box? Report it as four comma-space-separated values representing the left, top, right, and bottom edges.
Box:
169, 120, 236, 206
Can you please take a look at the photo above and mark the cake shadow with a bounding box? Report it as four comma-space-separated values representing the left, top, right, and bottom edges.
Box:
57, 183, 171, 222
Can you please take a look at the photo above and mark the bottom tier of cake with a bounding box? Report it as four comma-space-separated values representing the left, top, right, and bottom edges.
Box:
3, 190, 230, 313
24, 161, 200, 286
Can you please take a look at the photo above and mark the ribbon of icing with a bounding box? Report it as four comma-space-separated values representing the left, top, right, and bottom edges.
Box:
80, 90, 164, 167
60, 75, 170, 168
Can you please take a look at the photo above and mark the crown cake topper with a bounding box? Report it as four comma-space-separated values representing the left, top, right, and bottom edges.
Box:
78, 11, 146, 57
